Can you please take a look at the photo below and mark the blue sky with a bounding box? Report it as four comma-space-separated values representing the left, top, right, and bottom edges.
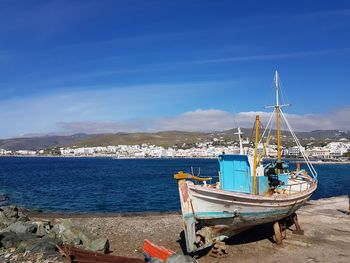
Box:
0, 0, 349, 138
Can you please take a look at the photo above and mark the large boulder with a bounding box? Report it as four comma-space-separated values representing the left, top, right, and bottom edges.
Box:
51, 219, 93, 247
166, 254, 197, 263
0, 195, 10, 206
1, 221, 37, 234
33, 221, 51, 237
89, 238, 109, 254
1, 205, 17, 218
0, 206, 29, 228
0, 206, 18, 227
0, 232, 35, 249
51, 219, 110, 253
19, 237, 62, 255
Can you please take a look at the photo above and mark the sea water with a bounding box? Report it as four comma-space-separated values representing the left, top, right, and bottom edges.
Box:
0, 157, 348, 213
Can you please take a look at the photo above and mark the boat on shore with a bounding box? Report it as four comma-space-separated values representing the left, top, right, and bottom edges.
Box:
174, 71, 318, 253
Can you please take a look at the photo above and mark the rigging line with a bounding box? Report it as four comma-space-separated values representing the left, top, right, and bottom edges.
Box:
259, 111, 275, 143
250, 119, 256, 144
267, 112, 274, 143
259, 110, 275, 145
280, 109, 317, 178
280, 112, 315, 177
281, 109, 317, 176
280, 110, 316, 177
230, 104, 240, 130
278, 77, 291, 107
264, 75, 276, 109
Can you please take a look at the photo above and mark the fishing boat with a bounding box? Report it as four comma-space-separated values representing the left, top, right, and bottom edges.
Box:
174, 71, 318, 253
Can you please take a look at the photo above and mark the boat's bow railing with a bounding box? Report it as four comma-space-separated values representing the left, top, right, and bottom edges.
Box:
275, 171, 316, 195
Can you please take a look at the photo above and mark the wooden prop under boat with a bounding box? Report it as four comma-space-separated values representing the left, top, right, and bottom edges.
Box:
174, 71, 318, 253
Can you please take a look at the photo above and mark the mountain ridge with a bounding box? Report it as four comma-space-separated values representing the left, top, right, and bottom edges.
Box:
0, 129, 349, 151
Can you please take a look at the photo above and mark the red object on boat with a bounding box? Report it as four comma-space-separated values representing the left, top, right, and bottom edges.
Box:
143, 239, 175, 261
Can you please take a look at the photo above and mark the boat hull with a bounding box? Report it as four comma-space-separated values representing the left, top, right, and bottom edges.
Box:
178, 180, 317, 252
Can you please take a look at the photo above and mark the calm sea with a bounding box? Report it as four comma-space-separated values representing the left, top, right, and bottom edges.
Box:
0, 157, 349, 213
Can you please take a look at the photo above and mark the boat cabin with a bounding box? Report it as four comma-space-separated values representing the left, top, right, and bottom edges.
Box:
218, 154, 269, 195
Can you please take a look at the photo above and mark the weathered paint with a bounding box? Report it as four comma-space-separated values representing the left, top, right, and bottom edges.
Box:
180, 180, 189, 203
177, 178, 317, 253
184, 209, 292, 220
257, 175, 269, 194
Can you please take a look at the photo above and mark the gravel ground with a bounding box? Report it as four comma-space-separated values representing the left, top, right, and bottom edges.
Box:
30, 196, 350, 263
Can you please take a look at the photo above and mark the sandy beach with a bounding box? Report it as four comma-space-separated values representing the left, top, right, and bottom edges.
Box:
27, 195, 350, 263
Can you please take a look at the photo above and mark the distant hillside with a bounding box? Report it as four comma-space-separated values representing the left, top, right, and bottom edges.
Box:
0, 134, 91, 151
0, 129, 348, 151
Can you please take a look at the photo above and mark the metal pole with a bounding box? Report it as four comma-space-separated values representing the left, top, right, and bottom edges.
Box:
253, 115, 259, 195
275, 71, 281, 163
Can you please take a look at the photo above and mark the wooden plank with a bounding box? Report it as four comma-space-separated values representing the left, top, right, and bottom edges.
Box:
58, 245, 144, 263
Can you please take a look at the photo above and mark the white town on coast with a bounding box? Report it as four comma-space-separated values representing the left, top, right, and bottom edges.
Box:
1, 133, 349, 161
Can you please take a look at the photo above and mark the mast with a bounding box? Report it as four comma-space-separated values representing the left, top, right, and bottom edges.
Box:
275, 71, 281, 162
263, 71, 317, 179
253, 116, 259, 195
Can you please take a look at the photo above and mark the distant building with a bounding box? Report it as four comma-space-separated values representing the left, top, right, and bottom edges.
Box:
16, 150, 36, 155
0, 149, 12, 155
305, 147, 330, 159
287, 146, 305, 157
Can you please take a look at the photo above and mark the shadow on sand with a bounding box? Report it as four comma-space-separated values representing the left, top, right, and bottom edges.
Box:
177, 220, 296, 259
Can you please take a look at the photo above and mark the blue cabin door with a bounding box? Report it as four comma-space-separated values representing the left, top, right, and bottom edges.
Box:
219, 154, 251, 193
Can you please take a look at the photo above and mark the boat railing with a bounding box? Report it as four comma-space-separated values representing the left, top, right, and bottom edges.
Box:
277, 179, 312, 195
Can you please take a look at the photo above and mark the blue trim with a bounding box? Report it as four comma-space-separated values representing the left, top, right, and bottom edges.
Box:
184, 212, 235, 219
184, 209, 291, 220
240, 209, 290, 217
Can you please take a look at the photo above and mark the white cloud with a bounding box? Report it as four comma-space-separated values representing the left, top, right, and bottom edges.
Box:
58, 107, 350, 134
58, 119, 151, 134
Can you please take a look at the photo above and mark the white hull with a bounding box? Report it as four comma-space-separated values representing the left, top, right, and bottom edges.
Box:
178, 180, 317, 252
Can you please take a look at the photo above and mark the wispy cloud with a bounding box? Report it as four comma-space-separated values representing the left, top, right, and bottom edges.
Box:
155, 48, 350, 66
57, 107, 350, 134
58, 119, 152, 134
30, 48, 350, 87
295, 8, 350, 18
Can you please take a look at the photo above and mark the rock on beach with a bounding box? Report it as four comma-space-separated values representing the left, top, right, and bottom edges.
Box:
0, 205, 111, 262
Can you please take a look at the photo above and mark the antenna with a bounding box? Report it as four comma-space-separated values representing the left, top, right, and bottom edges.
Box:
234, 127, 244, 155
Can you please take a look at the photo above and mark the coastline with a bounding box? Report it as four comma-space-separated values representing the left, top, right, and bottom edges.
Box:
26, 210, 180, 219
1, 155, 349, 164
26, 195, 350, 263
